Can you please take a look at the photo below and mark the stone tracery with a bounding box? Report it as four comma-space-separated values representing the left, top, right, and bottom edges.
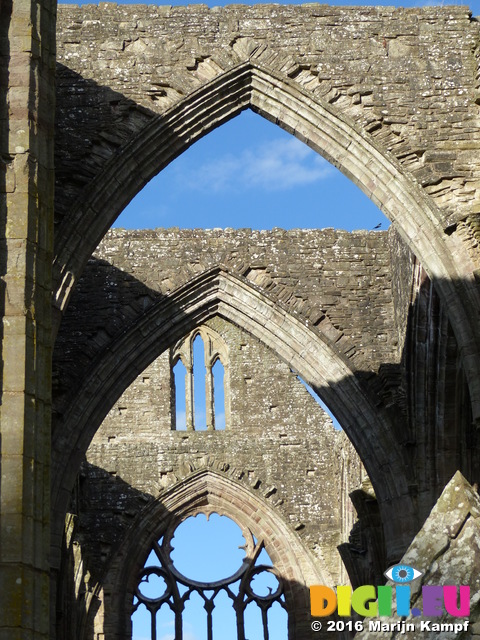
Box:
133, 514, 288, 640
171, 326, 230, 431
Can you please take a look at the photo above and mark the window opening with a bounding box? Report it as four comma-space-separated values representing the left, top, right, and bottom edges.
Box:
171, 327, 229, 431
132, 513, 288, 640
295, 373, 343, 431
212, 359, 225, 431
173, 358, 188, 431
193, 335, 207, 431
183, 592, 208, 640
212, 589, 237, 639
170, 514, 244, 581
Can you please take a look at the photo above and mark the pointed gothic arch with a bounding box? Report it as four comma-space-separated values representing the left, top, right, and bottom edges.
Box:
52, 267, 415, 570
94, 469, 328, 640
52, 62, 480, 418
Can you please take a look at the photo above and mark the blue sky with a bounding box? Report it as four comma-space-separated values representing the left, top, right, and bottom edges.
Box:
133, 514, 288, 640
115, 111, 389, 232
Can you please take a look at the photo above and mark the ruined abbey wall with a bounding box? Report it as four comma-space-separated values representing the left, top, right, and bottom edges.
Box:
55, 3, 480, 233
2, 3, 480, 639
75, 315, 362, 634
54, 226, 406, 411
55, 227, 403, 637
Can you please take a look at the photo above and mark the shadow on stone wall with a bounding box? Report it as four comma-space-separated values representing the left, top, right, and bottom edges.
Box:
52, 256, 163, 420
51, 64, 479, 640
0, 0, 11, 404
53, 253, 478, 538
62, 461, 328, 640
56, 463, 156, 640
54, 63, 157, 230
338, 488, 385, 590
56, 463, 152, 640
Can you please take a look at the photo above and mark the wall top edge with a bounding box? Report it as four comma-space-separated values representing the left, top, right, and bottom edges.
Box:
56, 2, 474, 18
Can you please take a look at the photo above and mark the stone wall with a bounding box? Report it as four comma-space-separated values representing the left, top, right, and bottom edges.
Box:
0, 1, 56, 639
71, 315, 363, 637
54, 226, 402, 417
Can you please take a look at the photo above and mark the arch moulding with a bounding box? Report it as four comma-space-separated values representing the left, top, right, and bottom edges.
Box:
95, 469, 325, 640
52, 63, 480, 419
52, 267, 415, 572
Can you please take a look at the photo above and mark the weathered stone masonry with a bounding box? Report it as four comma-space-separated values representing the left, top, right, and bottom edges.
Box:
2, 3, 480, 639
0, 1, 55, 639
76, 314, 362, 637
55, 226, 474, 637
52, 3, 480, 443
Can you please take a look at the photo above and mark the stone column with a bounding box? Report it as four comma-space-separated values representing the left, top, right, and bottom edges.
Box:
0, 0, 55, 638
205, 363, 214, 431
185, 366, 194, 431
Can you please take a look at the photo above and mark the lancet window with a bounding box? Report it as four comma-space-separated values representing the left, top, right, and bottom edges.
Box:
171, 327, 229, 431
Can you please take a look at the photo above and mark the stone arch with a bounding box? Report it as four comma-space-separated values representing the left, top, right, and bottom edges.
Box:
52, 267, 415, 567
52, 62, 480, 417
94, 469, 324, 640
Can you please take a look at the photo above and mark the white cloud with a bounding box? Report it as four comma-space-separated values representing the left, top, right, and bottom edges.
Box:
179, 137, 334, 193
158, 619, 175, 640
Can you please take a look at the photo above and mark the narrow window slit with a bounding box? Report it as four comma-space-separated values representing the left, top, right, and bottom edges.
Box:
173, 358, 187, 431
